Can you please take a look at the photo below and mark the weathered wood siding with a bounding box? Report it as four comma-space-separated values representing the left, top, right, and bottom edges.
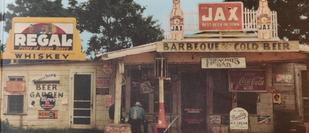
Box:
0, 62, 112, 129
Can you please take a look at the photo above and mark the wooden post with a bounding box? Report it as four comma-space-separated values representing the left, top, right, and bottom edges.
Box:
114, 62, 124, 124
125, 73, 131, 113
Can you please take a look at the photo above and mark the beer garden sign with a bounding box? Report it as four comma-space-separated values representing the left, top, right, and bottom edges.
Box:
2, 17, 85, 60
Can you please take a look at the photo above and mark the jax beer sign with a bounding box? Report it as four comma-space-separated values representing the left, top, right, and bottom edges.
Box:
199, 2, 243, 31
2, 17, 85, 60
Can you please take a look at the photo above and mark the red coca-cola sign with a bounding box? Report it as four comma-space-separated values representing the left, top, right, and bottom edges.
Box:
229, 70, 266, 92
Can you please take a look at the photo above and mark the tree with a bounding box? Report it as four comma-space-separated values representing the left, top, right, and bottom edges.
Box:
75, 0, 163, 55
4, 0, 163, 56
4, 0, 75, 32
226, 0, 309, 44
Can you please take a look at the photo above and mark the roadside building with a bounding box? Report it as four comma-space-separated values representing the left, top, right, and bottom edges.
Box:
0, 17, 114, 130
1, 0, 309, 133
100, 0, 309, 133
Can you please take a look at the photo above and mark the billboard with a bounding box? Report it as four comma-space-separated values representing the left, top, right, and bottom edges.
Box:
3, 17, 85, 60
199, 2, 243, 31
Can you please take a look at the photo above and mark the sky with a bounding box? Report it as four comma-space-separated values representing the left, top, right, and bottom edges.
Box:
135, 0, 223, 31
0, 0, 223, 49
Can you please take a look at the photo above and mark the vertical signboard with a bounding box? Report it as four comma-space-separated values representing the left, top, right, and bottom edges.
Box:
199, 2, 243, 31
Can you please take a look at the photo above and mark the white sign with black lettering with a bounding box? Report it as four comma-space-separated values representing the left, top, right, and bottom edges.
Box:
230, 107, 249, 130
201, 57, 246, 69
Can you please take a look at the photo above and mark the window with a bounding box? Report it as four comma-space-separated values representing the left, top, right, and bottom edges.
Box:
7, 95, 24, 114
237, 93, 257, 114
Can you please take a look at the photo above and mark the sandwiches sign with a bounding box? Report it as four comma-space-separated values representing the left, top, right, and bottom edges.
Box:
199, 2, 243, 31
3, 17, 85, 60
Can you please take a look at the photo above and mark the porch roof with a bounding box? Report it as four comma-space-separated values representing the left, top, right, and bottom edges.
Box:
100, 39, 309, 61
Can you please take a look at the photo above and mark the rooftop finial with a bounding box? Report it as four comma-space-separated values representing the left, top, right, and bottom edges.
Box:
169, 0, 184, 40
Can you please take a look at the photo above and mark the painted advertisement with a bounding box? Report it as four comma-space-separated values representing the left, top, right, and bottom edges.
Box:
157, 41, 299, 52
230, 107, 248, 130
14, 23, 73, 51
199, 2, 243, 31
229, 70, 266, 92
29, 73, 64, 112
2, 17, 85, 60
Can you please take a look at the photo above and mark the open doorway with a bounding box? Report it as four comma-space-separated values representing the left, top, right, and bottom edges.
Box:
181, 72, 207, 133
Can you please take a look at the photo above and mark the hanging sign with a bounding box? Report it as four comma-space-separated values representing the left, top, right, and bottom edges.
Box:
199, 2, 243, 31
2, 17, 85, 60
273, 93, 282, 104
201, 57, 246, 69
230, 107, 248, 130
229, 70, 266, 92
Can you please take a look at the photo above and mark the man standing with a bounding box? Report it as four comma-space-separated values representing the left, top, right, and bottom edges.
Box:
128, 102, 145, 133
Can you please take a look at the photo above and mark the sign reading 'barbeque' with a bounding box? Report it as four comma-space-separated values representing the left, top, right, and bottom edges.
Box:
158, 41, 298, 52
229, 70, 266, 92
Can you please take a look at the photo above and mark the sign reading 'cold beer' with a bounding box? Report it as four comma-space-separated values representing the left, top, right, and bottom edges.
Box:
2, 17, 85, 60
157, 41, 299, 52
199, 2, 243, 31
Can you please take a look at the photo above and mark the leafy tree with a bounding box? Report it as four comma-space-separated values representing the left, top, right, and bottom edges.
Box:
225, 0, 309, 44
3, 0, 163, 56
0, 13, 4, 21
75, 0, 163, 55
4, 0, 75, 32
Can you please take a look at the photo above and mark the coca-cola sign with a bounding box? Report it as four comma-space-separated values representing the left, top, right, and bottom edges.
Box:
229, 70, 266, 92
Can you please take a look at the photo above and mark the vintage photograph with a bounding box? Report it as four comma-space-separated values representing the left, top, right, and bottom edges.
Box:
0, 0, 309, 133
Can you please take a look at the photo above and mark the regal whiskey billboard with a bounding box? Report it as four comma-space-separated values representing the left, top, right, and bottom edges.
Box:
2, 17, 85, 60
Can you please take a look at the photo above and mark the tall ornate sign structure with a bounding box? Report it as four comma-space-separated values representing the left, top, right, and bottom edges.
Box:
256, 0, 273, 39
170, 0, 184, 40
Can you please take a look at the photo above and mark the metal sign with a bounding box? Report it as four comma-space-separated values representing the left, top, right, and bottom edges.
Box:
4, 81, 26, 92
229, 70, 266, 92
201, 57, 246, 69
199, 2, 243, 31
38, 110, 58, 119
2, 17, 85, 60
230, 107, 248, 130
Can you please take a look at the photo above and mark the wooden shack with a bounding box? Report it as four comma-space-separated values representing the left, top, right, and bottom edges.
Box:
0, 61, 118, 129
100, 0, 309, 132
1, 0, 309, 133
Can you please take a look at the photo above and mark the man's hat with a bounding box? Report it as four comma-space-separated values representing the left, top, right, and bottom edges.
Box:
135, 101, 142, 106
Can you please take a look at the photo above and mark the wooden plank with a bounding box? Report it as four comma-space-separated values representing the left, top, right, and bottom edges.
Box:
114, 62, 124, 124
